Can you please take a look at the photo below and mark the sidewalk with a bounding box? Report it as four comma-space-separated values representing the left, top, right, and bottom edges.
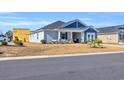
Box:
103, 44, 124, 48
1, 51, 124, 61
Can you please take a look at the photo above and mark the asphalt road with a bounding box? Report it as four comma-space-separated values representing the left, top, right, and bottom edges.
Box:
1, 53, 124, 80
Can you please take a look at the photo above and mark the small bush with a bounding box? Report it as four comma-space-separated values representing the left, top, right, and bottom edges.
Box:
14, 40, 23, 46
47, 42, 53, 44
58, 40, 70, 44
68, 40, 74, 44
1, 40, 7, 45
97, 40, 103, 46
40, 39, 46, 44
88, 38, 103, 48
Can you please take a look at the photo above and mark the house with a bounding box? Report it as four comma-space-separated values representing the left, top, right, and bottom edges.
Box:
98, 25, 124, 44
29, 19, 98, 43
0, 34, 10, 42
13, 28, 31, 42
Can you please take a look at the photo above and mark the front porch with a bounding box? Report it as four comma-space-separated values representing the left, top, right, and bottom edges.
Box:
57, 31, 97, 43
58, 31, 83, 43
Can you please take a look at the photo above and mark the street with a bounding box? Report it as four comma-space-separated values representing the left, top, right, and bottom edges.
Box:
1, 53, 124, 80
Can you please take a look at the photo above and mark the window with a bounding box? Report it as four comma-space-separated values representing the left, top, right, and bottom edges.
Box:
15, 36, 19, 41
123, 34, 124, 40
119, 33, 123, 40
88, 34, 90, 39
37, 33, 39, 39
91, 34, 94, 39
61, 32, 67, 40
24, 38, 26, 42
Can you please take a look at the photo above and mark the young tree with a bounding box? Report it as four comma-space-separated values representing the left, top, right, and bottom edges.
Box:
88, 38, 103, 48
5, 30, 13, 41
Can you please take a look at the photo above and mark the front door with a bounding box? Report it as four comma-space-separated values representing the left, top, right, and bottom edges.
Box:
86, 33, 95, 42
73, 32, 81, 43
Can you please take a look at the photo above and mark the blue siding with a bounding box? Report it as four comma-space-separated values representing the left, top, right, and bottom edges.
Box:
84, 28, 97, 42
78, 22, 86, 28
64, 22, 86, 28
64, 22, 77, 28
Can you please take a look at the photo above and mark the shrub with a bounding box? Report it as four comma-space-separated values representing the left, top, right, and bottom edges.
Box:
88, 38, 103, 48
90, 38, 98, 48
68, 40, 74, 44
15, 36, 19, 41
47, 42, 53, 44
1, 40, 7, 45
58, 40, 70, 44
97, 40, 102, 46
14, 40, 23, 46
40, 39, 46, 44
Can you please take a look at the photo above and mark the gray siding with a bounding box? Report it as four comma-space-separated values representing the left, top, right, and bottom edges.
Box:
44, 31, 58, 43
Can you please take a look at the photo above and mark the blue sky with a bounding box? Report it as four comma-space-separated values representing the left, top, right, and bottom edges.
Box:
0, 12, 124, 33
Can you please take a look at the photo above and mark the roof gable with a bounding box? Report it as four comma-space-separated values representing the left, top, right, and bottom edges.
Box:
61, 19, 87, 29
85, 27, 98, 33
0, 35, 5, 37
32, 19, 98, 34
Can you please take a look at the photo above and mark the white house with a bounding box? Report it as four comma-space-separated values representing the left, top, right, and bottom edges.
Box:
29, 19, 99, 43
0, 35, 10, 42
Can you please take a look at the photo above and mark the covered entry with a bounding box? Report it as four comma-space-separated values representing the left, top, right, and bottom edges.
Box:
86, 33, 96, 42
72, 32, 81, 43
84, 28, 98, 43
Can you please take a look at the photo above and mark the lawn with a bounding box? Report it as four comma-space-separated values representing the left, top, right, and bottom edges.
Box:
0, 43, 124, 57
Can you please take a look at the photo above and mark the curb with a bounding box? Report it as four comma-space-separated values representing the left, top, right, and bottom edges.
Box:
0, 51, 124, 61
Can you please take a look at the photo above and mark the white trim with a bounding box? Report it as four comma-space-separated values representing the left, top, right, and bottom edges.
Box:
60, 19, 88, 28
70, 32, 73, 41
58, 31, 61, 41
81, 32, 84, 42
90, 26, 99, 32
58, 27, 89, 32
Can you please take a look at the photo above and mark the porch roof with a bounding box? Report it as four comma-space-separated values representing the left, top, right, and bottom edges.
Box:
43, 27, 89, 32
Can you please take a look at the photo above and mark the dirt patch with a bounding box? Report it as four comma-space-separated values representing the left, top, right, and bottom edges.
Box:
0, 43, 124, 57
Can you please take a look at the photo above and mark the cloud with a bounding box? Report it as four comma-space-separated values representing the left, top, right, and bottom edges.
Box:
79, 18, 92, 21
0, 12, 14, 15
0, 12, 25, 20
90, 22, 118, 27
0, 20, 51, 26
0, 16, 25, 19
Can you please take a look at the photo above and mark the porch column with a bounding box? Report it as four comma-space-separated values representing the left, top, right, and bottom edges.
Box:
70, 32, 73, 42
58, 31, 61, 41
81, 32, 84, 42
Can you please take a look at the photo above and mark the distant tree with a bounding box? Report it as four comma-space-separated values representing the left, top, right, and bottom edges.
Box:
5, 30, 13, 41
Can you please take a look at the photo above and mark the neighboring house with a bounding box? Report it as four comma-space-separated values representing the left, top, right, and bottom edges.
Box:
13, 28, 31, 42
29, 19, 98, 43
98, 25, 124, 44
0, 35, 10, 42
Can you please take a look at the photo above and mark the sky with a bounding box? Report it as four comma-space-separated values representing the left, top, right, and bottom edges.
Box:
0, 12, 124, 33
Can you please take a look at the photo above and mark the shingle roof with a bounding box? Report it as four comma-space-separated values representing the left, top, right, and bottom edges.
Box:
42, 21, 65, 29
32, 19, 98, 34
98, 25, 124, 34
41, 19, 88, 29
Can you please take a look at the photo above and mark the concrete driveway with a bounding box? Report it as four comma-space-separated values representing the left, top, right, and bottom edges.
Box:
0, 53, 124, 80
